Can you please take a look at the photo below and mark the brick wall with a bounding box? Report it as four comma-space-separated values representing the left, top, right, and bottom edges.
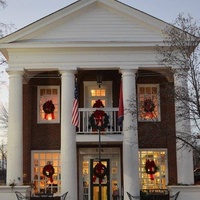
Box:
23, 70, 177, 184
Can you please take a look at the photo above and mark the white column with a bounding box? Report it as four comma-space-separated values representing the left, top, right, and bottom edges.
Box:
60, 70, 77, 199
174, 69, 194, 184
121, 69, 140, 199
6, 70, 23, 185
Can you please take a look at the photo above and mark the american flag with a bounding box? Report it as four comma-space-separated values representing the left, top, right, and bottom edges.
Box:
72, 80, 79, 127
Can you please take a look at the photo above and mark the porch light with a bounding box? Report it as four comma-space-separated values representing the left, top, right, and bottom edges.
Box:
96, 72, 103, 88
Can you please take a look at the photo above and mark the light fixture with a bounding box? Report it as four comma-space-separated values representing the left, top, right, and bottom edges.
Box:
96, 72, 103, 88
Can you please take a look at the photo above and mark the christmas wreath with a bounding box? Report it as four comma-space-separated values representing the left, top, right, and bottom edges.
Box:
89, 110, 109, 130
43, 100, 55, 120
93, 162, 107, 183
89, 99, 109, 131
145, 159, 158, 180
143, 99, 155, 113
43, 163, 55, 182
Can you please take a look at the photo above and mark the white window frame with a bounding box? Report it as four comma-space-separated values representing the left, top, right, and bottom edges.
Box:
138, 149, 168, 189
137, 84, 161, 122
32, 150, 61, 195
37, 86, 60, 124
83, 81, 113, 108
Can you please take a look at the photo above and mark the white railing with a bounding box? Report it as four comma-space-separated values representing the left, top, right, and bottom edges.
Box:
77, 107, 122, 134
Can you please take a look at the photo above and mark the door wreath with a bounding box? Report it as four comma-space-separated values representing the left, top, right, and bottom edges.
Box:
43, 163, 55, 182
93, 162, 107, 183
145, 159, 158, 180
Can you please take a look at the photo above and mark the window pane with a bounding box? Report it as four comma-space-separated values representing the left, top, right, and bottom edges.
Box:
91, 89, 106, 96
146, 87, 151, 94
152, 87, 157, 94
139, 87, 145, 94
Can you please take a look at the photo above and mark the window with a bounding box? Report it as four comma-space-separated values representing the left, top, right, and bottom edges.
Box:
32, 151, 61, 194
38, 86, 60, 123
138, 149, 167, 189
138, 84, 160, 121
91, 89, 106, 107
84, 81, 112, 108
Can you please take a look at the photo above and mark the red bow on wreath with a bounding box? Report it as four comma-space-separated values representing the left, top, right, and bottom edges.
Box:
145, 159, 158, 180
94, 110, 105, 126
43, 163, 55, 182
93, 162, 107, 184
93, 99, 104, 108
89, 99, 109, 131
43, 100, 55, 120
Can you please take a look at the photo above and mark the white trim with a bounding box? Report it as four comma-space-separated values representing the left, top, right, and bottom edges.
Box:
37, 85, 60, 124
138, 148, 169, 188
31, 150, 61, 195
137, 84, 161, 122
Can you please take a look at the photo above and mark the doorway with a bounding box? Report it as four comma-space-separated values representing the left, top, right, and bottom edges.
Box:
90, 159, 110, 200
84, 81, 113, 108
79, 147, 121, 200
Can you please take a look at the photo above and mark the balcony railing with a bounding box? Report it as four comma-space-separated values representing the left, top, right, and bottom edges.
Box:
77, 108, 122, 134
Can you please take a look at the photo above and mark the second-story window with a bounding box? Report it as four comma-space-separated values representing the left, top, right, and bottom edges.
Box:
91, 89, 106, 107
37, 86, 60, 123
138, 84, 160, 122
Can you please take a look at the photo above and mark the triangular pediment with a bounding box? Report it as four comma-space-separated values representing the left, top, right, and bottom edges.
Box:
0, 0, 168, 45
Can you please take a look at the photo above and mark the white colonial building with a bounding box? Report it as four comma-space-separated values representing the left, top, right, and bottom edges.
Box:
0, 0, 194, 200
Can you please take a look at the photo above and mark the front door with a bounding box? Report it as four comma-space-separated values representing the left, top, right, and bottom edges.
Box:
84, 81, 112, 108
90, 159, 110, 200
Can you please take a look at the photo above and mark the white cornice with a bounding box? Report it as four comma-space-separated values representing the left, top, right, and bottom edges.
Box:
0, 41, 164, 49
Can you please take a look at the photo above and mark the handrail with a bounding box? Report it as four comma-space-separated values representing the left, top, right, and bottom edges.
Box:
77, 107, 122, 134
126, 192, 141, 200
170, 191, 180, 200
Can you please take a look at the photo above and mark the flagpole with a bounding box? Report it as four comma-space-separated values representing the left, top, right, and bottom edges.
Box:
98, 127, 102, 200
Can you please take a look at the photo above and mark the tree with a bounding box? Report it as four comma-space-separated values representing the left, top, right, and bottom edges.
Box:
0, 103, 8, 132
0, 0, 14, 37
0, 0, 7, 37
0, 0, 9, 136
156, 13, 200, 168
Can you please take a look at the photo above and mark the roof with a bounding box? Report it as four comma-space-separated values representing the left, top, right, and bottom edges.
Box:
0, 0, 169, 44
0, 0, 172, 68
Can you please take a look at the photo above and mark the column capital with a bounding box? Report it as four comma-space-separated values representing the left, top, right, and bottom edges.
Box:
119, 68, 138, 76
6, 69, 24, 77
59, 69, 77, 77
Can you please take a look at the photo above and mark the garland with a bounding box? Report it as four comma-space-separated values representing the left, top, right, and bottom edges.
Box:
93, 162, 107, 183
143, 99, 155, 113
43, 100, 55, 120
43, 163, 55, 182
145, 159, 158, 180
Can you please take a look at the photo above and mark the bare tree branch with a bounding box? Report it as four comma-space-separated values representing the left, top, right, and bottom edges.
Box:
0, 0, 6, 8
157, 13, 200, 167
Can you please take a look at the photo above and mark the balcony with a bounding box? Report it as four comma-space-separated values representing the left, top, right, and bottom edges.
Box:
76, 107, 123, 143
77, 107, 122, 134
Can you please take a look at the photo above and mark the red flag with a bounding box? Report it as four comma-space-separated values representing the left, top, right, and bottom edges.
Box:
72, 80, 79, 127
117, 81, 124, 126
